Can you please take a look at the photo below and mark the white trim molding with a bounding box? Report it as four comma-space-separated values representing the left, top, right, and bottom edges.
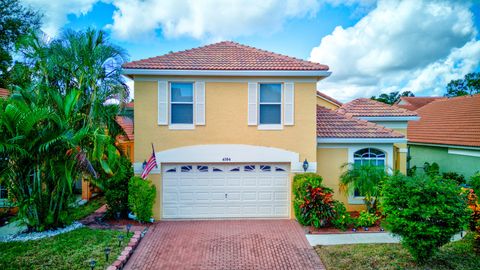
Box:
448, 148, 480, 157
317, 138, 407, 144
409, 142, 480, 151
135, 144, 316, 173
123, 68, 331, 78
358, 116, 420, 121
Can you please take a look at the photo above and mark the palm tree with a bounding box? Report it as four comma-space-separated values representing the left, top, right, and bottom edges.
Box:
0, 28, 129, 230
339, 163, 388, 213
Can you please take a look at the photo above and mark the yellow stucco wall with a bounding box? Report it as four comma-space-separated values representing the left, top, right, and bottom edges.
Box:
316, 148, 365, 212
316, 96, 340, 110
134, 77, 318, 219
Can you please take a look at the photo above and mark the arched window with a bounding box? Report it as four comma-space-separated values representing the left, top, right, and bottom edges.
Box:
353, 148, 386, 167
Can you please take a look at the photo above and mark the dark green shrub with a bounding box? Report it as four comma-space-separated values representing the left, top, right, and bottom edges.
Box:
381, 174, 471, 262
128, 176, 156, 223
293, 173, 337, 228
104, 156, 133, 219
331, 201, 353, 231
469, 172, 480, 196
354, 211, 379, 228
442, 172, 466, 185
423, 162, 440, 177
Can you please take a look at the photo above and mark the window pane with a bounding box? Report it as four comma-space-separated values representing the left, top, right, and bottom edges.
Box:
171, 82, 193, 102
171, 104, 193, 124
259, 104, 281, 124
259, 84, 281, 102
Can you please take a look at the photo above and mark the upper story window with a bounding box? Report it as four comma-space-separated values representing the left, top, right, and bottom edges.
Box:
353, 148, 386, 167
259, 83, 282, 125
170, 82, 194, 124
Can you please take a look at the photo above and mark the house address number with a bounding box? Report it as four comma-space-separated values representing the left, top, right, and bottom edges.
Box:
222, 157, 231, 162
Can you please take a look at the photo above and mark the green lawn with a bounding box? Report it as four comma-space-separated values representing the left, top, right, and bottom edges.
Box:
315, 233, 480, 270
0, 227, 132, 270
69, 196, 106, 221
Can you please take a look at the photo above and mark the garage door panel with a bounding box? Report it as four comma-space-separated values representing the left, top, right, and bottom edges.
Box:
162, 163, 290, 219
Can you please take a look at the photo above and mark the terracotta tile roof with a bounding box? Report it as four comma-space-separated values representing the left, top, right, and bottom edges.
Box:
337, 98, 417, 117
408, 94, 480, 147
116, 116, 134, 141
0, 88, 9, 97
317, 91, 342, 106
125, 101, 134, 108
394, 96, 445, 111
317, 105, 404, 138
123, 41, 329, 71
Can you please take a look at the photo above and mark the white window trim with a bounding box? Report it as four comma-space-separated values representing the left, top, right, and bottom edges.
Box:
258, 83, 283, 129
169, 81, 195, 129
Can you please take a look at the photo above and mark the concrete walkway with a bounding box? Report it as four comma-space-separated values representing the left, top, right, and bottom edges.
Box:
306, 231, 465, 246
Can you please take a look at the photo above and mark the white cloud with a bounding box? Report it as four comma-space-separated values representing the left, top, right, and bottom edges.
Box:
21, 0, 99, 37
107, 0, 321, 40
310, 0, 480, 101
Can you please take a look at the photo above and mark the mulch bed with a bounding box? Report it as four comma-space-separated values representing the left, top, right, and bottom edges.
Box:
305, 211, 386, 234
80, 205, 153, 232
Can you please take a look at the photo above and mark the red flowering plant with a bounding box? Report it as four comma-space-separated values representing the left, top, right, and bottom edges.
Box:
293, 173, 338, 228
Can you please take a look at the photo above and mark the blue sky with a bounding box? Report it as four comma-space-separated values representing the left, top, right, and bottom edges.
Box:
23, 0, 480, 101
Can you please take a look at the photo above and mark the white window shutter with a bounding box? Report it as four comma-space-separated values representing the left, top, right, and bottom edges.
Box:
248, 82, 258, 125
157, 80, 168, 125
195, 81, 205, 125
284, 82, 295, 125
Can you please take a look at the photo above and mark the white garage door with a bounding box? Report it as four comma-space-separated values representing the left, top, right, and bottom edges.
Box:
162, 163, 290, 219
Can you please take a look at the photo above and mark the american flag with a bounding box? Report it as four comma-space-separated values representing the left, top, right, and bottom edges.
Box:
141, 145, 157, 179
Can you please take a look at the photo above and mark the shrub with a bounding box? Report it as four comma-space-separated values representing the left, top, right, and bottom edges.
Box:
354, 211, 379, 228
293, 173, 336, 228
104, 156, 133, 219
469, 172, 480, 196
128, 177, 156, 223
423, 162, 440, 177
381, 174, 471, 262
331, 201, 353, 231
442, 172, 466, 185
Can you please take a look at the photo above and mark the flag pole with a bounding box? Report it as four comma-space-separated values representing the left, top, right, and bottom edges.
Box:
151, 143, 157, 168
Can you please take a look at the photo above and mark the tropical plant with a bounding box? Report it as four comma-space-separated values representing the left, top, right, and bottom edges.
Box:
354, 211, 379, 228
0, 88, 110, 230
331, 201, 353, 231
293, 173, 338, 228
128, 177, 156, 223
0, 28, 129, 231
442, 171, 466, 185
104, 156, 133, 219
0, 0, 41, 88
339, 163, 388, 213
381, 173, 471, 263
423, 161, 440, 177
469, 172, 480, 196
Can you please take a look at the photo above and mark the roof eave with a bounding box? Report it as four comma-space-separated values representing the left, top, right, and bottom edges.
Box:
122, 68, 331, 78
317, 137, 407, 144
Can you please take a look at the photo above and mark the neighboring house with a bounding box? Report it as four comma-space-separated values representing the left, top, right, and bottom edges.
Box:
408, 94, 480, 178
122, 41, 407, 219
116, 115, 134, 162
337, 98, 419, 174
317, 91, 342, 109
394, 96, 445, 111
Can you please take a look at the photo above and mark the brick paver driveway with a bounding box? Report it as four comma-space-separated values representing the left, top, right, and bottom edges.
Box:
124, 220, 325, 270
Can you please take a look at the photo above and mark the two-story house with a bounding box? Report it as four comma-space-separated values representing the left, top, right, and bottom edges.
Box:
123, 41, 406, 220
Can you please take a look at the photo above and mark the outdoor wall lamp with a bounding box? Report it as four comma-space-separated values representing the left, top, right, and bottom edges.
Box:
302, 159, 309, 172
142, 160, 147, 169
